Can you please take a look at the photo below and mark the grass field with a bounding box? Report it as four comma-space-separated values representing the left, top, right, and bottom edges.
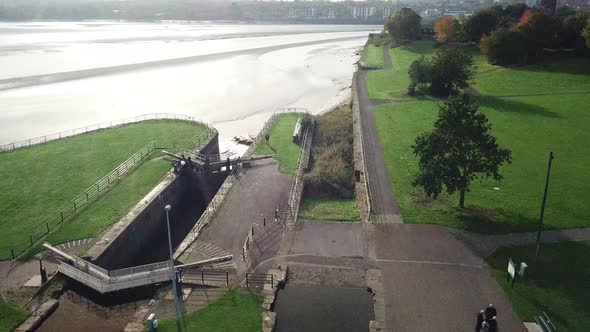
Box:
255, 113, 303, 173
365, 41, 435, 101
361, 44, 384, 69
369, 41, 590, 232
487, 241, 590, 331
299, 196, 360, 221
155, 289, 263, 332
0, 120, 207, 260
0, 296, 29, 332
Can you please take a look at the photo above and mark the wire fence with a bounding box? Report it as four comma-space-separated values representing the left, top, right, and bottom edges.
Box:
0, 113, 217, 153
9, 142, 158, 260
243, 108, 309, 157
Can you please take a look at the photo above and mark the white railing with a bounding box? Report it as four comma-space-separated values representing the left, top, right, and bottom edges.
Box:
0, 112, 217, 153
109, 261, 171, 277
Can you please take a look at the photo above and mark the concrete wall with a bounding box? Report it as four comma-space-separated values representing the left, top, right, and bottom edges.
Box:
85, 133, 228, 270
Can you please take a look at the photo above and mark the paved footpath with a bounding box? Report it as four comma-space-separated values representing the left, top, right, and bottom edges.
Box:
355, 69, 401, 222
189, 158, 292, 275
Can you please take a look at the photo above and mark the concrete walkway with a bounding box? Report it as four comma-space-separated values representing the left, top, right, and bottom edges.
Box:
354, 70, 401, 222
382, 46, 392, 70
190, 158, 292, 275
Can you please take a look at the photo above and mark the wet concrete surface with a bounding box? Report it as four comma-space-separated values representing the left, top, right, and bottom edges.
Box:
274, 285, 374, 332
291, 220, 367, 258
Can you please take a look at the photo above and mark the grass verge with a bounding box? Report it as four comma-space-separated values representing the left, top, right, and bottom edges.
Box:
255, 113, 302, 173
0, 296, 29, 332
487, 241, 590, 331
299, 196, 360, 221
0, 120, 207, 260
361, 44, 384, 69
154, 289, 264, 332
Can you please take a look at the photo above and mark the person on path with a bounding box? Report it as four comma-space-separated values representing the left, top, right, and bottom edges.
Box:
265, 133, 270, 142
475, 310, 485, 332
485, 304, 497, 321
487, 316, 498, 332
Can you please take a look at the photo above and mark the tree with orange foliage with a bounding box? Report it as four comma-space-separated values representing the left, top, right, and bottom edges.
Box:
434, 16, 456, 43
515, 9, 534, 29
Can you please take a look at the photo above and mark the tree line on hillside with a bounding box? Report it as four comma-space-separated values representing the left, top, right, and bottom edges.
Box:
387, 5, 590, 65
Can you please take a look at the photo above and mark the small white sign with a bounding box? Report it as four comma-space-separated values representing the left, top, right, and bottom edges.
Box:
507, 259, 516, 279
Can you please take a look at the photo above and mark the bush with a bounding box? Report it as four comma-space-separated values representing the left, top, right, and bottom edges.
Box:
408, 56, 432, 95
305, 106, 355, 198
482, 28, 535, 65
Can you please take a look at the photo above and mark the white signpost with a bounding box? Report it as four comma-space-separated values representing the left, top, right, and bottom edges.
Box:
507, 258, 516, 287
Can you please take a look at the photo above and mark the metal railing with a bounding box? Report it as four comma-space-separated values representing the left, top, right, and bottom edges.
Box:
287, 120, 314, 222
174, 163, 241, 260
181, 269, 231, 287
9, 142, 157, 260
109, 261, 171, 278
352, 71, 374, 221
244, 108, 309, 157
245, 273, 274, 290
0, 113, 217, 153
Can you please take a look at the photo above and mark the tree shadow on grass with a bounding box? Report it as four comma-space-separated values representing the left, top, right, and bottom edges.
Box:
508, 56, 590, 76
477, 96, 561, 119
487, 241, 590, 331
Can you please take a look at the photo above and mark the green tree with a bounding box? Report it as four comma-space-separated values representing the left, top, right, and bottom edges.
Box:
482, 28, 533, 65
408, 56, 432, 94
518, 12, 561, 51
385, 8, 421, 45
412, 92, 511, 208
583, 18, 590, 48
464, 7, 502, 41
429, 48, 475, 97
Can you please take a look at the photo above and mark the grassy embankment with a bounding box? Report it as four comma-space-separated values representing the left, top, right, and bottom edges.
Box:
0, 296, 29, 332
299, 105, 359, 221
0, 120, 208, 260
487, 241, 590, 331
365, 41, 590, 233
254, 113, 302, 173
361, 44, 384, 69
154, 289, 263, 332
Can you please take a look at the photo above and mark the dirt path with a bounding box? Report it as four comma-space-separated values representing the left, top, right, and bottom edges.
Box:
382, 46, 392, 70
354, 70, 401, 221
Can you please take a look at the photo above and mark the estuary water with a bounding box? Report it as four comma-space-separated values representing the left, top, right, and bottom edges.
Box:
0, 21, 379, 153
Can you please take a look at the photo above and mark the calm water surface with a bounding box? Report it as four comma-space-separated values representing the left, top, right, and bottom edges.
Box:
0, 22, 378, 152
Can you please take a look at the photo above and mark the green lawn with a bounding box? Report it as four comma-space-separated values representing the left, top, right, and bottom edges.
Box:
0, 120, 207, 260
154, 289, 263, 332
361, 44, 384, 69
0, 296, 29, 332
369, 39, 590, 233
487, 241, 590, 331
299, 196, 360, 221
365, 41, 435, 101
255, 113, 303, 173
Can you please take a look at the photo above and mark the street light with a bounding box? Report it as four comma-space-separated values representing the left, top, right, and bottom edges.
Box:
165, 204, 182, 331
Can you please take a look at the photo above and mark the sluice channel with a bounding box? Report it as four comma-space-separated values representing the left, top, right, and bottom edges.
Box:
38, 162, 228, 331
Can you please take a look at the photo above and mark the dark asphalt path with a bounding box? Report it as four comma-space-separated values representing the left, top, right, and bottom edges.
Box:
354, 70, 401, 220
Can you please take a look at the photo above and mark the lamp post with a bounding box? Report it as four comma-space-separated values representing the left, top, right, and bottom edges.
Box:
165, 204, 182, 331
535, 152, 554, 260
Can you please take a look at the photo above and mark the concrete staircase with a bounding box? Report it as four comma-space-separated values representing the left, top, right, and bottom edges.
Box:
186, 240, 236, 271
